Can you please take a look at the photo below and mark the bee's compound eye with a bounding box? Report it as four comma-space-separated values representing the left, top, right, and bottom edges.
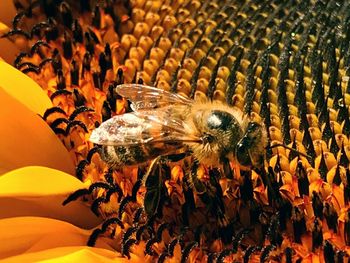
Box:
236, 143, 251, 167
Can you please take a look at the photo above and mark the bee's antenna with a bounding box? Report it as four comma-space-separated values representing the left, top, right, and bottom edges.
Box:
266, 144, 311, 159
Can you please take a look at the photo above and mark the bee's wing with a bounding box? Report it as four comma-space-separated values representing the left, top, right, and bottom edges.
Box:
90, 106, 201, 146
115, 84, 193, 111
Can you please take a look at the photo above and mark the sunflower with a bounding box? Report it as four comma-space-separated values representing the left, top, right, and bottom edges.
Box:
0, 0, 350, 262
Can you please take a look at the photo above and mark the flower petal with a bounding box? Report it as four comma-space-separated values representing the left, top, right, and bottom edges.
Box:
0, 216, 119, 261
0, 166, 101, 228
1, 246, 128, 263
0, 1, 16, 27
0, 21, 9, 35
0, 35, 20, 64
0, 61, 53, 115
0, 1, 25, 63
0, 87, 74, 174
0, 166, 85, 197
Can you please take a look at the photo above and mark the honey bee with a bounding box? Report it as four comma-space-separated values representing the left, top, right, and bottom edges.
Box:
90, 84, 268, 171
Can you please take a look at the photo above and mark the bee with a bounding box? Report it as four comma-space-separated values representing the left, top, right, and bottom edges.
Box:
90, 84, 268, 171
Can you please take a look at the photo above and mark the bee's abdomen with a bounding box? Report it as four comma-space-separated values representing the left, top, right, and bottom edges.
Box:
100, 145, 150, 168
100, 143, 182, 168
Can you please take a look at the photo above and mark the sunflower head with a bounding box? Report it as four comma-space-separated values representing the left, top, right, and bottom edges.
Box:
1, 0, 350, 262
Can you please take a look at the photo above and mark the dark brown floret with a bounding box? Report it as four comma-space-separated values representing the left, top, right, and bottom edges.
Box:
323, 241, 335, 263
333, 164, 342, 186
296, 161, 309, 196
102, 100, 112, 122
285, 247, 293, 263
62, 189, 89, 206
118, 196, 132, 219
345, 169, 350, 205
1, 29, 30, 39
312, 191, 324, 219
180, 241, 198, 263
69, 106, 94, 121
21, 64, 40, 74
292, 206, 306, 244
65, 120, 88, 135
87, 228, 103, 247
12, 11, 26, 29
62, 181, 112, 206
216, 248, 234, 263
260, 244, 276, 263
157, 251, 169, 263
243, 246, 257, 263
38, 57, 53, 68
323, 203, 338, 233
72, 19, 83, 43
135, 224, 153, 242
145, 237, 157, 256
43, 107, 66, 120
318, 150, 329, 181
101, 217, 124, 232
49, 118, 69, 130
132, 207, 144, 225
59, 2, 73, 29
90, 196, 106, 216
76, 159, 89, 181
312, 218, 323, 251
31, 40, 50, 55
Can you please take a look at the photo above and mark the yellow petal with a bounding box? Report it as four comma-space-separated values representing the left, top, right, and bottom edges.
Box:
0, 36, 20, 64
0, 166, 101, 228
1, 246, 128, 263
0, 22, 9, 35
0, 1, 24, 63
0, 1, 16, 27
0, 87, 74, 174
0, 166, 86, 197
0, 217, 117, 261
0, 61, 53, 115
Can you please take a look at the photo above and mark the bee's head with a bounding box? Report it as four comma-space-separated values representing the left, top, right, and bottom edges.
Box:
191, 109, 244, 165
235, 121, 268, 168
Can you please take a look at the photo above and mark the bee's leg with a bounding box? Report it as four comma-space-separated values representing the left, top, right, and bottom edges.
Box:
208, 169, 225, 214
142, 152, 189, 218
141, 152, 188, 185
181, 159, 197, 226
186, 160, 206, 194
208, 168, 235, 244
180, 160, 203, 226
221, 157, 234, 179
141, 156, 164, 217
159, 152, 189, 163
239, 170, 254, 203
185, 161, 232, 240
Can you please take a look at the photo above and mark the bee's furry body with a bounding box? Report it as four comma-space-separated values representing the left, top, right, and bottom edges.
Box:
184, 101, 245, 166
91, 84, 268, 169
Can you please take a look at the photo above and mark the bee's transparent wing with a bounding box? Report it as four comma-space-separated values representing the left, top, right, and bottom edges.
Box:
90, 106, 201, 146
115, 84, 193, 111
